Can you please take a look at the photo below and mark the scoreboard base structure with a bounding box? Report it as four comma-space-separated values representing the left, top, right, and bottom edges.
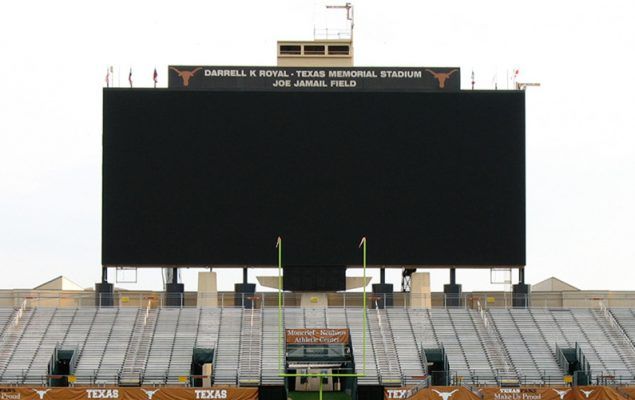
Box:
95, 283, 114, 307
235, 283, 257, 308
371, 284, 394, 309
443, 283, 462, 308
165, 282, 185, 307
512, 283, 530, 308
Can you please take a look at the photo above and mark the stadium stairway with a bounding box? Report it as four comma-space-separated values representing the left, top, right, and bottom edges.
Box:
0, 308, 35, 383
469, 307, 519, 384
608, 309, 635, 356
367, 309, 403, 386
119, 308, 157, 385
238, 307, 262, 386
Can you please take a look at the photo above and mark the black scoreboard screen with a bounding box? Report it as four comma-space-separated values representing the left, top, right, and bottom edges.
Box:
102, 89, 525, 267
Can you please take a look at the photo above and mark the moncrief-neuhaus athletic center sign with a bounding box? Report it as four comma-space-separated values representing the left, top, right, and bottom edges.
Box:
168, 66, 460, 91
286, 328, 350, 345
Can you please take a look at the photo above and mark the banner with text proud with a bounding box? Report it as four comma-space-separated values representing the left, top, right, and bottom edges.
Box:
0, 387, 258, 400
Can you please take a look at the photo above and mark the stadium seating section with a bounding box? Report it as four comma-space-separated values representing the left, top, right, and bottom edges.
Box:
1, 306, 635, 386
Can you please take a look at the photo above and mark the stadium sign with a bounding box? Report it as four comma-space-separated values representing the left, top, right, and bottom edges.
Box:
286, 328, 350, 345
0, 388, 258, 400
479, 387, 627, 400
168, 66, 460, 91
384, 387, 481, 400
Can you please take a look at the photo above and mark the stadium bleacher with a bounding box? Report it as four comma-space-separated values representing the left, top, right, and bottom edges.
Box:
2, 303, 635, 387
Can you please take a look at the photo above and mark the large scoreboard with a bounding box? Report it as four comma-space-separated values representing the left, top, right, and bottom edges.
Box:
102, 68, 525, 268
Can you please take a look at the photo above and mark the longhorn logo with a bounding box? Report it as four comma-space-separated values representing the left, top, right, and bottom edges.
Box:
553, 389, 570, 400
33, 390, 51, 400
141, 389, 160, 400
432, 389, 459, 400
170, 67, 202, 87
425, 69, 458, 89
581, 390, 594, 399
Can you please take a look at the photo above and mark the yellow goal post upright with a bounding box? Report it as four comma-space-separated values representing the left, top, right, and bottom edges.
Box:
276, 236, 368, 399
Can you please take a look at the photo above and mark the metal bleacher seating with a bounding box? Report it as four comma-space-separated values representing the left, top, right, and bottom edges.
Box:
75, 308, 117, 384
144, 308, 182, 384
326, 308, 347, 329
0, 308, 17, 339
1, 308, 58, 383
304, 308, 326, 327
345, 308, 379, 385
23, 307, 76, 384
427, 309, 472, 383
167, 308, 201, 384
211, 308, 243, 385
261, 308, 284, 385
2, 305, 635, 386
569, 309, 635, 379
534, 308, 633, 381
488, 308, 560, 384
97, 308, 139, 383
385, 309, 426, 385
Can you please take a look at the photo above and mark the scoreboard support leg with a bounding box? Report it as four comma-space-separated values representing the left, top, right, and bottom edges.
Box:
165, 267, 185, 307
371, 283, 393, 309
443, 268, 462, 308
512, 267, 530, 308
236, 268, 256, 309
95, 267, 114, 307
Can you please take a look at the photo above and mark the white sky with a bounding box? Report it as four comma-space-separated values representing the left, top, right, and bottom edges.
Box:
0, 0, 634, 293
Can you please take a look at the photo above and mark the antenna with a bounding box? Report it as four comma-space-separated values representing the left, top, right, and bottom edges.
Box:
325, 3, 354, 40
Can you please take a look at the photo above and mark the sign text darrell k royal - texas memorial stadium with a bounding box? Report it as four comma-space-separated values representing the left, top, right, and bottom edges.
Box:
168, 66, 460, 90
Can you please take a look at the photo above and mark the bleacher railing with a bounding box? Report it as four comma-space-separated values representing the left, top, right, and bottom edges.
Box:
4, 291, 635, 310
